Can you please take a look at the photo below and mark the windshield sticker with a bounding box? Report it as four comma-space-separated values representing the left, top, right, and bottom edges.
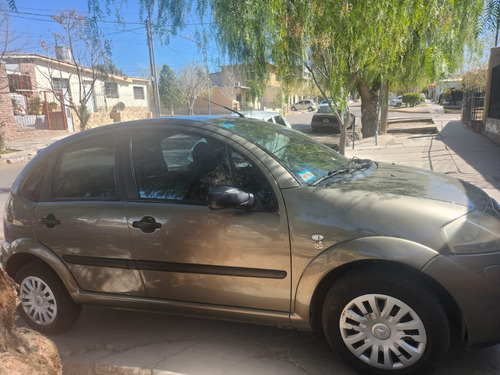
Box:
219, 123, 235, 129
298, 170, 316, 182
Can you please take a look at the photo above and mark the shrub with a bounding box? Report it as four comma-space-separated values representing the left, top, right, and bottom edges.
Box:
402, 93, 421, 107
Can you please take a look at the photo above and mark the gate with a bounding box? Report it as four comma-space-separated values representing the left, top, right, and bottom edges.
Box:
43, 91, 68, 130
462, 88, 485, 131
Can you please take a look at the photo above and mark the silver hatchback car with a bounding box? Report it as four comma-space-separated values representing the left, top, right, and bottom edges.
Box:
2, 116, 500, 374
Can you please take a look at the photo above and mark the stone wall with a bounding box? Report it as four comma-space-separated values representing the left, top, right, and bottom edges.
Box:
484, 118, 500, 145
0, 63, 17, 144
72, 106, 151, 130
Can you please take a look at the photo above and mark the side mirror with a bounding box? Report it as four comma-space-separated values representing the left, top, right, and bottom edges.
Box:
208, 185, 255, 210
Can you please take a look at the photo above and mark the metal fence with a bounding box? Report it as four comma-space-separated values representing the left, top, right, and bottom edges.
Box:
462, 88, 485, 126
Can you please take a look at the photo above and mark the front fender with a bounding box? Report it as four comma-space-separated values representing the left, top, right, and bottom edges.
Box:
290, 236, 440, 328
6, 238, 80, 297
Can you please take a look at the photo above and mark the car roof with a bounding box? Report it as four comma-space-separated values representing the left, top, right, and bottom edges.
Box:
235, 110, 283, 120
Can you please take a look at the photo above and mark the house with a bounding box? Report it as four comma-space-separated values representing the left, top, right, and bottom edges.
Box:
1, 53, 150, 140
432, 78, 462, 103
173, 63, 314, 115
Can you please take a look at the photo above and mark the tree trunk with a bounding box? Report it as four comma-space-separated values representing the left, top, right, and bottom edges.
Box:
379, 80, 390, 134
339, 121, 347, 155
357, 79, 380, 138
0, 268, 62, 375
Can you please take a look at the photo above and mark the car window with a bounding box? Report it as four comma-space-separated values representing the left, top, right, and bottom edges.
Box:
229, 150, 276, 211
132, 132, 232, 203
132, 130, 276, 210
21, 158, 50, 202
274, 115, 286, 126
52, 135, 117, 200
318, 105, 334, 113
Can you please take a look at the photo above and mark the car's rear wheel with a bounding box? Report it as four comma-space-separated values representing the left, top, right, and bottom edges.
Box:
15, 263, 81, 334
322, 268, 449, 374
291, 106, 297, 111
308, 106, 314, 111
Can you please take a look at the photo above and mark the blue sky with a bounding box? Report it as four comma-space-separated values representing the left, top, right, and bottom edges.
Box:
5, 0, 226, 77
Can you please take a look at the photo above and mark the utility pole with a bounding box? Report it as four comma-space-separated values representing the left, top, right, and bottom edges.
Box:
146, 7, 161, 117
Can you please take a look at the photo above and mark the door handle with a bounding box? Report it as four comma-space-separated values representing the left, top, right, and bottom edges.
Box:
38, 214, 60, 228
132, 216, 162, 233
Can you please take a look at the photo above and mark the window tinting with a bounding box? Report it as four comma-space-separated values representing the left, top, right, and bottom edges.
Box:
52, 135, 117, 199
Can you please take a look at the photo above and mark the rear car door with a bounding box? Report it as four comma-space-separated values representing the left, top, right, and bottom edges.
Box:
125, 128, 291, 312
34, 133, 147, 296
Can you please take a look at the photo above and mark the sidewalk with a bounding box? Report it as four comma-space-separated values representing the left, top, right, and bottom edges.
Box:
345, 112, 500, 202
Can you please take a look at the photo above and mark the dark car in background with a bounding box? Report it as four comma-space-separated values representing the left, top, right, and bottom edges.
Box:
2, 116, 500, 375
311, 104, 355, 132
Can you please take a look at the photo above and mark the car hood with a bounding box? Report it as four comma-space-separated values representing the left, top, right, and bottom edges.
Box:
342, 162, 488, 210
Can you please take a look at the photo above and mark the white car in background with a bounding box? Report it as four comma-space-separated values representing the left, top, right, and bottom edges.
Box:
234, 110, 292, 128
389, 95, 403, 107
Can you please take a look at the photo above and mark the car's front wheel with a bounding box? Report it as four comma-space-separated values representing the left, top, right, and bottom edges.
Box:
308, 106, 314, 111
15, 262, 82, 334
322, 268, 449, 374
291, 106, 297, 111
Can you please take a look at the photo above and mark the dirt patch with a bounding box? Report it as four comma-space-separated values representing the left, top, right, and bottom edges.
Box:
387, 122, 437, 134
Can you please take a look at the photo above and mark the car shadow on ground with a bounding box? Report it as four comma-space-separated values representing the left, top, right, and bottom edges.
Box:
18, 305, 500, 375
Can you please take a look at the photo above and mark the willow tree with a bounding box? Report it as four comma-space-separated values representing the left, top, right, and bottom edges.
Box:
90, 0, 482, 152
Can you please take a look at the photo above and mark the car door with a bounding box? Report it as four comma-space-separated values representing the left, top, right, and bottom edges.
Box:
34, 133, 147, 296
125, 128, 291, 312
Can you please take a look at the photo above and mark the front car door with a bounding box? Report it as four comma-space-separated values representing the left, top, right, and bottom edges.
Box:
125, 127, 291, 312
34, 133, 146, 296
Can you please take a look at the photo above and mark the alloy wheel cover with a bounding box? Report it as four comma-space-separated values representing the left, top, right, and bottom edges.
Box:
19, 276, 58, 326
339, 293, 427, 370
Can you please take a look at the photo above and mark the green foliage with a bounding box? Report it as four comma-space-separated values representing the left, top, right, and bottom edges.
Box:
158, 64, 184, 114
402, 93, 421, 107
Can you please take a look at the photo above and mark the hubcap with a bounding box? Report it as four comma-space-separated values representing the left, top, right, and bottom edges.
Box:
19, 276, 57, 326
339, 294, 427, 370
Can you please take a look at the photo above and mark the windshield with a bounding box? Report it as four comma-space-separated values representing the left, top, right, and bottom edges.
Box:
209, 118, 350, 185
318, 105, 336, 113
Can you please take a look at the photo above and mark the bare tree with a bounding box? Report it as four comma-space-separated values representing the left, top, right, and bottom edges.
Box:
176, 63, 210, 115
39, 10, 111, 131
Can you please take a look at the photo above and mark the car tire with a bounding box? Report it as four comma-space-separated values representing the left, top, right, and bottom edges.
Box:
322, 267, 449, 375
15, 262, 82, 334
291, 106, 297, 111
308, 106, 314, 112
395, 102, 402, 108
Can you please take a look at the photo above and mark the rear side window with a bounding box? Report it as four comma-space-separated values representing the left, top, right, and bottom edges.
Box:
21, 158, 49, 202
52, 135, 117, 200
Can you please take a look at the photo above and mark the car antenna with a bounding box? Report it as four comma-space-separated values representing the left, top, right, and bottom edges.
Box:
199, 97, 245, 117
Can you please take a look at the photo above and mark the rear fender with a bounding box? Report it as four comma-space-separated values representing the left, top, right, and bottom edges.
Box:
6, 238, 80, 297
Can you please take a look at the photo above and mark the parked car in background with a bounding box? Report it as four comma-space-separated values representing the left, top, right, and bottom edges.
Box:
318, 99, 334, 108
389, 95, 403, 107
236, 110, 292, 128
311, 104, 355, 132
3, 116, 500, 375
291, 99, 316, 111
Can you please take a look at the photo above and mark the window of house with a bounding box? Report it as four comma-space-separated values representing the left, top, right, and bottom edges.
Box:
133, 86, 145, 100
52, 78, 70, 91
105, 82, 119, 98
8, 74, 32, 94
52, 135, 117, 200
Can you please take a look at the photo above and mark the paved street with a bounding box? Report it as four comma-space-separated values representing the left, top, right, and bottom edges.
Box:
1, 107, 500, 374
